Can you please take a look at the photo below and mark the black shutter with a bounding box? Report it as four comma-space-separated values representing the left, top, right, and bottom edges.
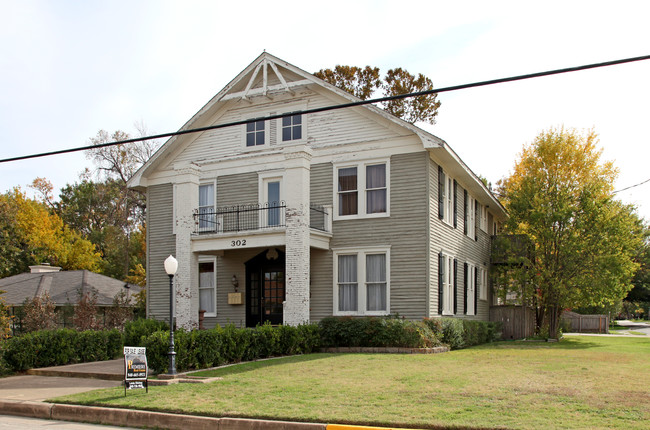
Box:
463, 190, 468, 235
453, 180, 458, 228
474, 267, 479, 316
438, 166, 444, 220
453, 259, 458, 315
475, 200, 479, 241
463, 263, 468, 315
438, 252, 444, 314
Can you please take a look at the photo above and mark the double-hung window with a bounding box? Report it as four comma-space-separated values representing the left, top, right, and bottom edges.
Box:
335, 160, 389, 219
246, 119, 265, 147
439, 253, 456, 315
479, 266, 488, 300
281, 114, 302, 141
334, 247, 390, 315
199, 258, 216, 316
438, 166, 456, 226
198, 182, 215, 233
465, 193, 476, 239
465, 263, 476, 316
480, 205, 488, 232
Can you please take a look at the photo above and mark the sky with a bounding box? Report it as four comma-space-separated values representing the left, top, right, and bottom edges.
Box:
2, 1, 650, 219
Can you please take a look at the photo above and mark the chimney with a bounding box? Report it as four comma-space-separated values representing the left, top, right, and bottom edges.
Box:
29, 263, 62, 273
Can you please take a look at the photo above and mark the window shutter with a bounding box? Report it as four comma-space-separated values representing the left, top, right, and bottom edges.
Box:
453, 180, 458, 228
453, 258, 458, 315
463, 190, 468, 235
474, 266, 479, 315
438, 252, 444, 314
463, 263, 468, 315
438, 166, 444, 220
474, 200, 479, 241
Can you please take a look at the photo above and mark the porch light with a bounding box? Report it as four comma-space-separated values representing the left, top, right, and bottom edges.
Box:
231, 275, 239, 292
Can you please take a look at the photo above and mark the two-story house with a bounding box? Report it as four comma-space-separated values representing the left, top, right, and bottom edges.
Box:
128, 52, 506, 329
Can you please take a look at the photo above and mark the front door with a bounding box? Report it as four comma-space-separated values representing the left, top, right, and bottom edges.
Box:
245, 249, 285, 327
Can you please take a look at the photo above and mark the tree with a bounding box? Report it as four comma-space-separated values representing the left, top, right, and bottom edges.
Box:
497, 127, 644, 338
84, 127, 160, 279
314, 65, 441, 125
0, 291, 12, 339
21, 294, 57, 332
0, 188, 102, 277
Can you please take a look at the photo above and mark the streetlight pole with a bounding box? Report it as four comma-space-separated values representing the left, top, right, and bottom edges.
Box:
164, 255, 178, 375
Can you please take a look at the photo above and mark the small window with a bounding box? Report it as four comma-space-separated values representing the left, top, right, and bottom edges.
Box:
337, 254, 358, 312
479, 267, 488, 300
246, 120, 265, 147
281, 114, 302, 141
199, 260, 216, 316
366, 164, 387, 214
466, 263, 476, 316
338, 167, 358, 216
443, 175, 454, 226
440, 253, 455, 315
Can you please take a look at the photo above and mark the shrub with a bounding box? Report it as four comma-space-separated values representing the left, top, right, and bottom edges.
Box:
318, 316, 440, 348
123, 318, 168, 347
435, 318, 502, 350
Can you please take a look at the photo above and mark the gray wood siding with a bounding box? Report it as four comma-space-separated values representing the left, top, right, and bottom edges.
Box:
310, 248, 333, 321
428, 156, 492, 321
331, 152, 429, 320
310, 163, 333, 206
146, 184, 176, 322
173, 91, 401, 165
217, 172, 258, 206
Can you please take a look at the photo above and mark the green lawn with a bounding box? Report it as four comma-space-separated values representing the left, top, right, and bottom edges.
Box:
53, 337, 650, 430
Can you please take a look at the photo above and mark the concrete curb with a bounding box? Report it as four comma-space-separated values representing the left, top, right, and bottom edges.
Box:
0, 399, 328, 430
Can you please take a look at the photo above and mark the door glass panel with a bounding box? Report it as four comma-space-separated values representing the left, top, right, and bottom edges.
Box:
268, 181, 281, 226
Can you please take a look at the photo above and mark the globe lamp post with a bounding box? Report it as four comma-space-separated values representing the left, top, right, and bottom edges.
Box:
164, 255, 178, 375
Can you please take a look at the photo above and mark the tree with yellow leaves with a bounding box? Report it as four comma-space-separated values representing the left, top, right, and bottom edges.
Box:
0, 188, 101, 277
497, 128, 644, 338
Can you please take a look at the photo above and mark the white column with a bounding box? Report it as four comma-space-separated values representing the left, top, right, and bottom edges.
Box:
283, 146, 312, 326
173, 163, 201, 330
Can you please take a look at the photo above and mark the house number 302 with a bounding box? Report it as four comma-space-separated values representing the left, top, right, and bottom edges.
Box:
230, 239, 246, 247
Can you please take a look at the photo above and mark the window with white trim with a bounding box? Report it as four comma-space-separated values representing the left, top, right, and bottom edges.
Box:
245, 119, 266, 147
480, 205, 488, 233
335, 161, 389, 219
199, 258, 216, 316
466, 263, 476, 316
444, 175, 454, 225
334, 248, 390, 315
465, 194, 476, 239
281, 114, 302, 141
441, 253, 455, 315
479, 266, 488, 300
198, 182, 215, 233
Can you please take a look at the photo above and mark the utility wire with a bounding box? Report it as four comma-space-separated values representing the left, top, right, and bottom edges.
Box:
613, 178, 650, 194
2, 54, 650, 164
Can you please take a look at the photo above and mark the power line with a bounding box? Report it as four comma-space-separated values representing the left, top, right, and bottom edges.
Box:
2, 54, 650, 164
613, 178, 650, 194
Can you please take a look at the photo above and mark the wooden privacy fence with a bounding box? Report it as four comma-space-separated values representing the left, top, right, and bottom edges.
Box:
490, 305, 536, 339
561, 311, 609, 333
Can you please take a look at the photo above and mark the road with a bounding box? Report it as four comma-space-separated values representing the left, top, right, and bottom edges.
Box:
615, 319, 650, 335
0, 415, 140, 429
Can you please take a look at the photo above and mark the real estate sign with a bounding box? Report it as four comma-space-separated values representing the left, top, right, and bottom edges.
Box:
124, 346, 148, 393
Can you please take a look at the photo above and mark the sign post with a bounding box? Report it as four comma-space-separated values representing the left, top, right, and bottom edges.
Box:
124, 346, 148, 396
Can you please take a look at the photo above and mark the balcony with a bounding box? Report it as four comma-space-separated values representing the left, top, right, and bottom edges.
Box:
193, 202, 331, 235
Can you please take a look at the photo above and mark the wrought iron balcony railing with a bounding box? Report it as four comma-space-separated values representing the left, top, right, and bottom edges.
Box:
193, 202, 330, 234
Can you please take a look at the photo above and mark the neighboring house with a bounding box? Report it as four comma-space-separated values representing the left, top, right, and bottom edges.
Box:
128, 52, 506, 330
0, 264, 141, 330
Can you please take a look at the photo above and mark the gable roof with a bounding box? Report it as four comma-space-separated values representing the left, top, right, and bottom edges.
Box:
127, 52, 505, 218
0, 270, 141, 307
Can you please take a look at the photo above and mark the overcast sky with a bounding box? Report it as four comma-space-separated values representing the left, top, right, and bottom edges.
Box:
2, 1, 650, 219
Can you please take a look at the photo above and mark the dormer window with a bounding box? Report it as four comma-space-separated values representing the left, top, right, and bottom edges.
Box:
282, 114, 302, 141
246, 120, 265, 147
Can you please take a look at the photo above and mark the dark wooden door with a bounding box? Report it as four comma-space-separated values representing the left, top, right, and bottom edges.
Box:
245, 250, 285, 327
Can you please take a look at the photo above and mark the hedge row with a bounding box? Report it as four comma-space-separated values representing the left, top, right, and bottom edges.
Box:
422, 318, 502, 350
143, 323, 321, 374
1, 328, 122, 372
319, 316, 441, 348
0, 317, 502, 375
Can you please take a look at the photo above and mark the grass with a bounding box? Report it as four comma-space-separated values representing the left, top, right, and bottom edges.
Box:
52, 336, 650, 430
